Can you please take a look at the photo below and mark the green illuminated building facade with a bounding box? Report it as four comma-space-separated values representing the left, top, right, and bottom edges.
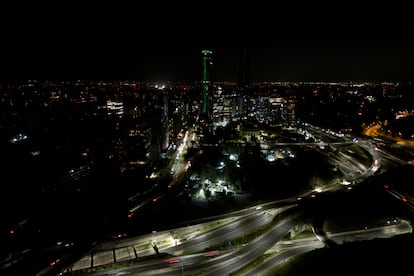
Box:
201, 50, 213, 118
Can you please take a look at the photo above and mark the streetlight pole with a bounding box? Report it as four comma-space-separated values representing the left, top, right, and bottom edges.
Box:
181, 243, 184, 275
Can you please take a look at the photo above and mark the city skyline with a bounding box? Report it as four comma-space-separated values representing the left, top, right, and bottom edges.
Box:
2, 4, 414, 273
1, 21, 414, 82
2, 78, 414, 275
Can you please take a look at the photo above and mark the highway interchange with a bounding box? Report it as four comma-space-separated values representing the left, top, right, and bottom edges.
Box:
59, 124, 414, 275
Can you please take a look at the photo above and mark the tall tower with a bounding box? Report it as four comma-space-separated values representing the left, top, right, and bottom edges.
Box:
237, 44, 250, 120
201, 50, 213, 118
238, 45, 250, 90
149, 91, 169, 166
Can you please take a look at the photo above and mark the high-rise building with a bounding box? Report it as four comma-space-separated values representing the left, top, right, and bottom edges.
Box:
149, 91, 169, 166
237, 45, 250, 119
201, 50, 213, 119
238, 45, 250, 90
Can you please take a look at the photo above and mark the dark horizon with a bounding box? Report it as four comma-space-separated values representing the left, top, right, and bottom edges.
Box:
1, 22, 414, 83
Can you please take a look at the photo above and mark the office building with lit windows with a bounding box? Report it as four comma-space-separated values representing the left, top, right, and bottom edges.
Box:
201, 50, 213, 121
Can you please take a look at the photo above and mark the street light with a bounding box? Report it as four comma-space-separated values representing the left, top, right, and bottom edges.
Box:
181, 243, 184, 275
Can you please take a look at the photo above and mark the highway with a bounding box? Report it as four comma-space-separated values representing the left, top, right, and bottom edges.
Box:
57, 124, 414, 275
79, 210, 411, 276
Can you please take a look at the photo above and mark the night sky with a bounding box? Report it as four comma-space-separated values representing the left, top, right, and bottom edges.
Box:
1, 5, 414, 82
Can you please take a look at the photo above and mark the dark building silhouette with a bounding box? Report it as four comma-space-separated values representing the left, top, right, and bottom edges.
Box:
237, 44, 250, 119
149, 91, 168, 166
238, 45, 250, 90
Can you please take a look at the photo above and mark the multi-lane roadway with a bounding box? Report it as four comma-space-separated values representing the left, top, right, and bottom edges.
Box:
58, 124, 414, 275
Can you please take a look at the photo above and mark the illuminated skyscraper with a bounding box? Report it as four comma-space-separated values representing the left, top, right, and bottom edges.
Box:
201, 50, 213, 118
